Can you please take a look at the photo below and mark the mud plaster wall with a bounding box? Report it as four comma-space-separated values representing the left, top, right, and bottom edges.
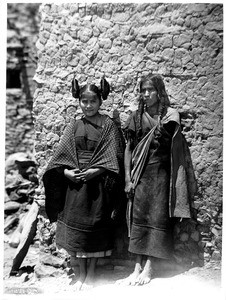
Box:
33, 3, 223, 265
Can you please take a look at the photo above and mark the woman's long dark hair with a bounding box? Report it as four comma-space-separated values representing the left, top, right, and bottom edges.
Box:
135, 74, 170, 141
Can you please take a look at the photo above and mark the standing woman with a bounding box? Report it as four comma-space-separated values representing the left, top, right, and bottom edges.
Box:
117, 74, 195, 286
43, 76, 124, 290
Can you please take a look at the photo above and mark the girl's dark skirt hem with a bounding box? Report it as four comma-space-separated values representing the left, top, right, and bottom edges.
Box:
56, 219, 114, 253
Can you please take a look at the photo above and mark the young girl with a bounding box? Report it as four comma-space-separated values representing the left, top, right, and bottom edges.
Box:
43, 77, 124, 290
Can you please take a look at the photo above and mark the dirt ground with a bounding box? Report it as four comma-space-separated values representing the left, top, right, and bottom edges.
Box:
2, 242, 225, 300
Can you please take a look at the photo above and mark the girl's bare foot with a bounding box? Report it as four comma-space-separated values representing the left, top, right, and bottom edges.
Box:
82, 257, 97, 290
71, 257, 87, 291
82, 281, 94, 291
82, 272, 95, 290
73, 274, 86, 291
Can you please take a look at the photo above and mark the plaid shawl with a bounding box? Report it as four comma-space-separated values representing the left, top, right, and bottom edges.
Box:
43, 116, 125, 222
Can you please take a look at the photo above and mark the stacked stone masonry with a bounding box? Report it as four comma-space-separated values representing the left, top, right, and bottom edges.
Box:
32, 3, 223, 265
6, 3, 40, 157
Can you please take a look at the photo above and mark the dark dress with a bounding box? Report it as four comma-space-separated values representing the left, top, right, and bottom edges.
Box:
43, 115, 125, 257
126, 109, 180, 259
57, 118, 114, 255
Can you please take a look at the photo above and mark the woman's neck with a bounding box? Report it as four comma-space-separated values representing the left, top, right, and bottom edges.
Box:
146, 103, 159, 117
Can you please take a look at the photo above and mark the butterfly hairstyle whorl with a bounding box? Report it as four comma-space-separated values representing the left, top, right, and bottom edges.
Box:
100, 76, 110, 100
72, 75, 110, 102
72, 76, 80, 98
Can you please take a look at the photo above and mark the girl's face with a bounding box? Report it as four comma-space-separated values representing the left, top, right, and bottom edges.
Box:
140, 80, 158, 108
79, 92, 101, 117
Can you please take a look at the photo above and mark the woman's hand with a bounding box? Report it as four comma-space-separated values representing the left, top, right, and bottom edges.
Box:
78, 168, 105, 183
125, 180, 134, 199
64, 168, 82, 183
124, 140, 134, 199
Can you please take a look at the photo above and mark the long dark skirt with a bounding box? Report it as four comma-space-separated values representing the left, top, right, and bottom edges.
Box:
56, 175, 114, 254
129, 160, 174, 259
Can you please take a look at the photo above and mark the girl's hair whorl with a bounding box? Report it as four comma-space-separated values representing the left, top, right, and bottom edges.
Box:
72, 77, 80, 98
100, 76, 110, 100
71, 76, 110, 101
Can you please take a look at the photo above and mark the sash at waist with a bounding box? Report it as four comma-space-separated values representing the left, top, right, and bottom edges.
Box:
77, 150, 93, 164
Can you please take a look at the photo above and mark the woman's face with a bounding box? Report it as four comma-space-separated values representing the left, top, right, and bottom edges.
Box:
140, 80, 158, 108
79, 92, 101, 117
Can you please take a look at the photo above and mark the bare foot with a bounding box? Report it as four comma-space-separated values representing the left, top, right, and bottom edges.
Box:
82, 273, 95, 290
82, 281, 93, 291
73, 275, 86, 291
69, 274, 77, 285
115, 271, 141, 286
73, 280, 83, 291
135, 268, 152, 285
116, 255, 143, 286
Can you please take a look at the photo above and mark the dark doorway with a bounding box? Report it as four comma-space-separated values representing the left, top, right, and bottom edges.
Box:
6, 69, 21, 88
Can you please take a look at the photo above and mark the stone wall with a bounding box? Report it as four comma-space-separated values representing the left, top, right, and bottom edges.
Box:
6, 3, 40, 157
33, 3, 223, 266
5, 89, 35, 157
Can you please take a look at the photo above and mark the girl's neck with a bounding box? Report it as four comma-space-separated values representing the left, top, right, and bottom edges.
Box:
84, 112, 102, 124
